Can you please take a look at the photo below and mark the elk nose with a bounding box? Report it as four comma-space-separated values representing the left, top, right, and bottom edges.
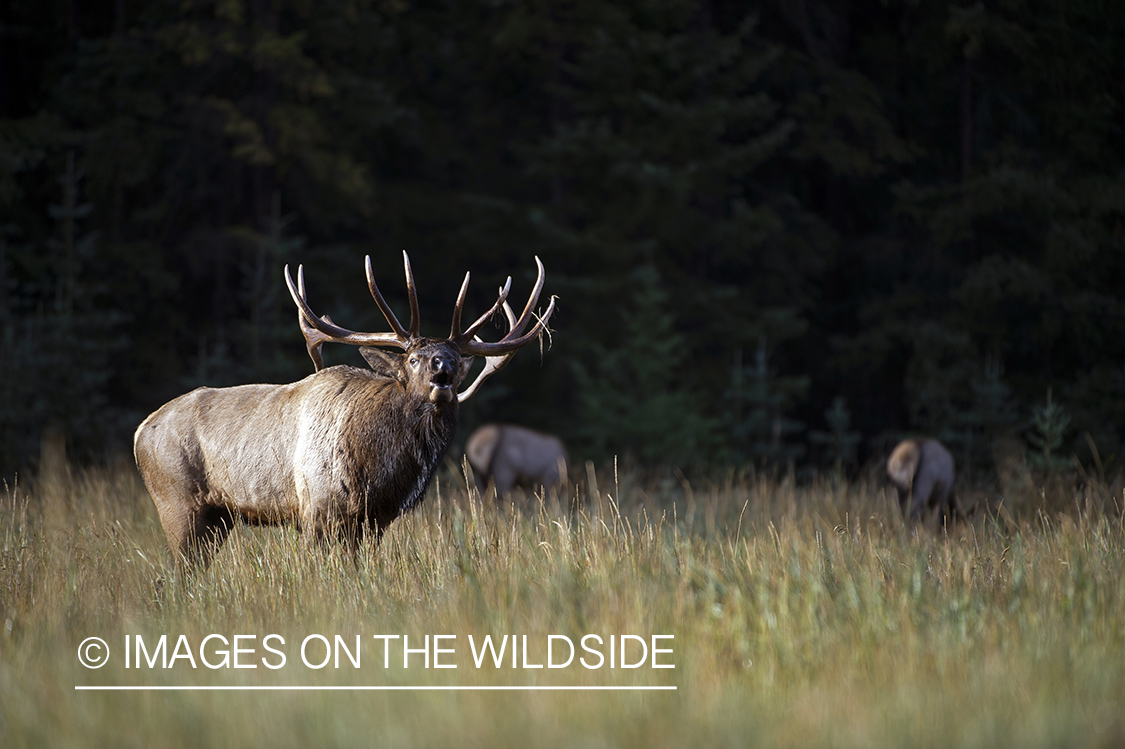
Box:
431, 358, 452, 375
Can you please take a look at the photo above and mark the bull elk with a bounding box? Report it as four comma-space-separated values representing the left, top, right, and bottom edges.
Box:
886, 438, 959, 523
134, 253, 555, 566
465, 424, 569, 496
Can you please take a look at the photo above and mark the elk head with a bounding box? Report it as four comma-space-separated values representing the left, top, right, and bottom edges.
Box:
284, 252, 555, 406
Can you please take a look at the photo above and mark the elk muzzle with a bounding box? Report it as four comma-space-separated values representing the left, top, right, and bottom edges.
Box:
428, 355, 458, 404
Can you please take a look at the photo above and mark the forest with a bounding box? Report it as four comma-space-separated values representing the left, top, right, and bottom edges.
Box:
1, 0, 1123, 478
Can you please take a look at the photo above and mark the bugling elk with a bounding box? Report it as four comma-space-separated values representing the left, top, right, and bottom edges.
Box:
134, 253, 555, 566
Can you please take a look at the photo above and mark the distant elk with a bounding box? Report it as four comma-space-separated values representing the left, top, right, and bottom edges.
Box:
134, 253, 555, 566
465, 424, 569, 496
886, 438, 959, 523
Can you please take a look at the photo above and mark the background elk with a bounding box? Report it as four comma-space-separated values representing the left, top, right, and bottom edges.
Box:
134, 253, 555, 566
465, 424, 569, 497
886, 438, 959, 524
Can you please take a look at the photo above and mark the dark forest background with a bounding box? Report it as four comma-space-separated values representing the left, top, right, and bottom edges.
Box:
1, 0, 1123, 479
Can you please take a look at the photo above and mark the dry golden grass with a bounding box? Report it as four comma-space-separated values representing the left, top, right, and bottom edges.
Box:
2, 459, 1124, 747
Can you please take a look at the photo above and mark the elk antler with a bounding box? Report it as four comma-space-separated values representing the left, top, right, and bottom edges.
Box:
364, 252, 420, 340
457, 256, 556, 358
291, 267, 334, 370
451, 272, 512, 343
285, 260, 412, 371
286, 254, 555, 378
455, 258, 557, 402
456, 297, 519, 403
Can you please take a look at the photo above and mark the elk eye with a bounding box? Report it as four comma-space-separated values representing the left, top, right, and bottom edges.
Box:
409, 358, 418, 367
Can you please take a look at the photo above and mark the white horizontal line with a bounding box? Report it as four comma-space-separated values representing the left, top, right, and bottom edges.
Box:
75, 685, 676, 691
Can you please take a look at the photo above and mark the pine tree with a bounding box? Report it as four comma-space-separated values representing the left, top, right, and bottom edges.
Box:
727, 336, 808, 466
1027, 388, 1072, 475
809, 396, 860, 471
573, 264, 719, 465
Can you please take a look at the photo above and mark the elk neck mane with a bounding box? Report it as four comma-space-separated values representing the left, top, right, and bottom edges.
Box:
325, 364, 458, 515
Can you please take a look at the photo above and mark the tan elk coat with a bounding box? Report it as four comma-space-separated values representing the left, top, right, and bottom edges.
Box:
886, 438, 958, 522
466, 424, 569, 495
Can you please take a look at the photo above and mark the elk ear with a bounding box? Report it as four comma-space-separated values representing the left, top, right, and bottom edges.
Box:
359, 347, 406, 381
460, 356, 473, 379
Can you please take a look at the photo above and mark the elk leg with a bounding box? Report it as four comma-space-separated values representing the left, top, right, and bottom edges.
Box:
155, 498, 233, 568
545, 457, 567, 487
301, 508, 366, 554
910, 474, 936, 522
301, 510, 335, 549
189, 506, 235, 567
341, 518, 370, 559
895, 485, 911, 519
345, 518, 384, 562
932, 482, 955, 526
492, 462, 517, 497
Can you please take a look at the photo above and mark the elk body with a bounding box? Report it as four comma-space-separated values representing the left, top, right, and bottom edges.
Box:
134, 254, 554, 566
465, 424, 569, 496
886, 438, 958, 523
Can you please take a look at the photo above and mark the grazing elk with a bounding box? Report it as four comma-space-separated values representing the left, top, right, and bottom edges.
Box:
134, 253, 555, 566
465, 424, 569, 497
886, 438, 959, 524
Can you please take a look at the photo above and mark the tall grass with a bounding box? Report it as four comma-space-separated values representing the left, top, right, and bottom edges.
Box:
2, 459, 1123, 747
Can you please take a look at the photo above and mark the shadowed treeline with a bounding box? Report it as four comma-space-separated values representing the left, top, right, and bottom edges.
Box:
1, 0, 1123, 476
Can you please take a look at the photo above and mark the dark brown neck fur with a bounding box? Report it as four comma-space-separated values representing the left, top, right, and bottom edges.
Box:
340, 371, 459, 529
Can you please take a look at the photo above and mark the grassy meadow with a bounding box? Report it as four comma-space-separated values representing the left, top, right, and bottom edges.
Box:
2, 457, 1124, 748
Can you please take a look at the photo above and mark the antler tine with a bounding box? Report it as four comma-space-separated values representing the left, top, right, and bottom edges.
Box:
458, 276, 512, 344
402, 251, 420, 338
502, 297, 517, 329
449, 271, 471, 341
456, 353, 509, 403
507, 256, 546, 337
460, 294, 556, 357
294, 265, 328, 371
286, 263, 407, 352
456, 295, 521, 403
364, 255, 411, 341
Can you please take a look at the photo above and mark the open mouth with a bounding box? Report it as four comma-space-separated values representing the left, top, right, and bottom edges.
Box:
428, 384, 454, 404
429, 372, 454, 403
